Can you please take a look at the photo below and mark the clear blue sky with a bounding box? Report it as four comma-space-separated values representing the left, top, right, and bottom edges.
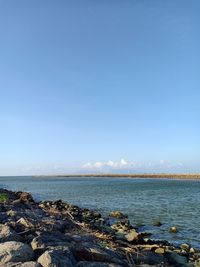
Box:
0, 0, 199, 175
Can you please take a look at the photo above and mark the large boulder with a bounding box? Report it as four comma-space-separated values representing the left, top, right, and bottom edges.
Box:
74, 242, 125, 265
0, 224, 21, 242
31, 231, 73, 250
0, 241, 34, 264
37, 247, 76, 267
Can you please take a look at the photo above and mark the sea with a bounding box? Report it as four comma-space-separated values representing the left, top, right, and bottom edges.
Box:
0, 176, 199, 248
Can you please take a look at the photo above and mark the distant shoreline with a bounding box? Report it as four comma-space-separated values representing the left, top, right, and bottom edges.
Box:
36, 173, 200, 179
2, 173, 200, 179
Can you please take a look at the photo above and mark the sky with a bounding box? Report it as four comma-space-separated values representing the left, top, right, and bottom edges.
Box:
0, 0, 199, 175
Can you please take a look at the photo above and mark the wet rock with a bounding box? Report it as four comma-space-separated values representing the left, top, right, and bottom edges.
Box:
180, 243, 190, 252
37, 247, 76, 267
169, 226, 178, 233
3, 262, 41, 267
108, 211, 127, 219
131, 251, 165, 265
0, 241, 34, 264
0, 224, 21, 242
165, 251, 188, 266
152, 220, 162, 227
74, 242, 125, 265
76, 261, 123, 267
31, 231, 73, 250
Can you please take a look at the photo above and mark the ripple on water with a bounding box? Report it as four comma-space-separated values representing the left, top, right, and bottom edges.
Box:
0, 176, 200, 248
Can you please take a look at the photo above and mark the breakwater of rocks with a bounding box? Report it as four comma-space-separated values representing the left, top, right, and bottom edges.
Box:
0, 188, 199, 267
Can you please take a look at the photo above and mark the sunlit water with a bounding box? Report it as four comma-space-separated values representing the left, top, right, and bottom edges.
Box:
0, 176, 199, 248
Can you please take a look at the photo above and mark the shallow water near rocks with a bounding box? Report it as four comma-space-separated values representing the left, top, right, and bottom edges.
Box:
0, 176, 200, 248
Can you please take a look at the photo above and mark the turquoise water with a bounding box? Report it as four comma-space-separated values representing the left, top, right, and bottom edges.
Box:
0, 176, 200, 248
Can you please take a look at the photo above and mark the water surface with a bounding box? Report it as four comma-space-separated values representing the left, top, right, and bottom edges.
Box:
0, 176, 199, 248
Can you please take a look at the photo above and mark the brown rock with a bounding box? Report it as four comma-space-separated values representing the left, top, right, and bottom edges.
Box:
125, 230, 139, 242
169, 226, 178, 233
15, 192, 35, 204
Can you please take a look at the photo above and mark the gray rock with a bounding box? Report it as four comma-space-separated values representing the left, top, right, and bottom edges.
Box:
74, 242, 125, 265
0, 224, 21, 243
131, 251, 165, 265
76, 261, 123, 267
3, 261, 41, 267
165, 251, 188, 266
0, 241, 34, 264
31, 231, 72, 250
37, 247, 76, 267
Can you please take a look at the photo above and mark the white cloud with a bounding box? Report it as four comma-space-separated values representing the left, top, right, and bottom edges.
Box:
82, 159, 185, 173
82, 159, 136, 171
120, 159, 128, 166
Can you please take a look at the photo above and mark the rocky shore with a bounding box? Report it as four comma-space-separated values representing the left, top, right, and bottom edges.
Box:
0, 188, 199, 267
